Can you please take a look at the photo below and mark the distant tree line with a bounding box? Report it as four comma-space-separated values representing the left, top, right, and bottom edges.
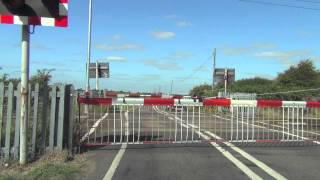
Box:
190, 60, 320, 101
0, 69, 54, 91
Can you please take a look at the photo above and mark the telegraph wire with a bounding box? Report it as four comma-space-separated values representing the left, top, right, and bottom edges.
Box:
292, 0, 320, 4
239, 0, 320, 11
180, 55, 213, 83
257, 88, 320, 96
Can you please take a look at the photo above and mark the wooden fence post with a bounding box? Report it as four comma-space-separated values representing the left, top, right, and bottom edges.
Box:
40, 85, 49, 153
4, 83, 14, 160
0, 82, 4, 148
31, 84, 39, 158
0, 82, 4, 149
67, 85, 75, 156
13, 83, 21, 159
57, 85, 66, 151
49, 85, 57, 151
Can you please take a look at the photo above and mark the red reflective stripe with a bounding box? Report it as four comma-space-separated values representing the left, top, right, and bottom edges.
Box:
144, 98, 174, 106
78, 98, 112, 106
55, 16, 68, 27
28, 17, 41, 25
257, 100, 282, 108
256, 140, 281, 143
306, 102, 320, 108
203, 99, 231, 107
81, 143, 110, 148
1, 16, 14, 24
143, 141, 175, 144
59, 0, 68, 3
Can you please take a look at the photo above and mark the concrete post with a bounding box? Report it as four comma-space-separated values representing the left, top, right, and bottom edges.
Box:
20, 25, 30, 165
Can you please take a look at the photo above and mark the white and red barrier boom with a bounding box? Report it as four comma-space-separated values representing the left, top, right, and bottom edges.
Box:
78, 97, 320, 108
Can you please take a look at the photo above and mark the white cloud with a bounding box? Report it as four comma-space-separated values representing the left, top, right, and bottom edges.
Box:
167, 52, 193, 60
96, 43, 144, 51
151, 31, 176, 40
223, 43, 277, 56
102, 56, 127, 62
165, 14, 177, 19
254, 50, 312, 66
143, 59, 181, 71
194, 66, 209, 72
177, 21, 192, 27
112, 34, 122, 41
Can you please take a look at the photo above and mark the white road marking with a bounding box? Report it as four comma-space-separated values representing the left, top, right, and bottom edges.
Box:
197, 131, 263, 180
155, 107, 263, 180
156, 106, 289, 180
211, 114, 320, 145
103, 110, 129, 180
81, 112, 109, 143
205, 131, 288, 180
125, 111, 129, 136
103, 143, 127, 180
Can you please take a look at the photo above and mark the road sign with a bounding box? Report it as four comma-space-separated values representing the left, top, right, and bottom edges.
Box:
214, 68, 235, 85
0, 0, 68, 27
89, 62, 109, 79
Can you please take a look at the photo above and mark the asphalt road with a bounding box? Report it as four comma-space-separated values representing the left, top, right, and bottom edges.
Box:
82, 106, 320, 180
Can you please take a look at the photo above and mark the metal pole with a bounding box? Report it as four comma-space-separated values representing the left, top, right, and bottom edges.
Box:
20, 25, 30, 165
86, 0, 93, 93
96, 61, 99, 90
224, 68, 227, 97
212, 48, 216, 93
170, 80, 173, 96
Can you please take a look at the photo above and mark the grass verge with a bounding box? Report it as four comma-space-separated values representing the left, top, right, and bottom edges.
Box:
0, 151, 86, 180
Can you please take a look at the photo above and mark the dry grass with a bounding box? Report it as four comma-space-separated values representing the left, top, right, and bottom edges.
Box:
0, 151, 86, 180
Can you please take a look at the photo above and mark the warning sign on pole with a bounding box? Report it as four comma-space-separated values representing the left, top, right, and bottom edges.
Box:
89, 62, 110, 79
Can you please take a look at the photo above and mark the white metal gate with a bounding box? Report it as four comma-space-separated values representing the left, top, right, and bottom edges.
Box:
77, 97, 320, 147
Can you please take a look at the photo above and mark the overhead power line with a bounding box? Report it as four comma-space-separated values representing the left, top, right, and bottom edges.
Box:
257, 88, 320, 96
180, 55, 213, 83
293, 0, 320, 4
239, 0, 320, 11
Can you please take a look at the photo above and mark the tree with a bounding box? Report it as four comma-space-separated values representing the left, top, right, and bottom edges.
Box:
30, 68, 54, 90
189, 60, 320, 101
275, 60, 320, 100
228, 77, 280, 99
0, 74, 9, 83
189, 84, 214, 97
0, 74, 20, 86
276, 60, 320, 88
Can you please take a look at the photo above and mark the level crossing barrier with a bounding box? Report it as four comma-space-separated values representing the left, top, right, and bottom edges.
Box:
77, 97, 320, 147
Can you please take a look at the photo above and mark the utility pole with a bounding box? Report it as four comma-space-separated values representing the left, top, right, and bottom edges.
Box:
170, 80, 173, 95
95, 61, 99, 90
20, 25, 30, 165
224, 68, 228, 97
212, 48, 216, 94
86, 0, 93, 94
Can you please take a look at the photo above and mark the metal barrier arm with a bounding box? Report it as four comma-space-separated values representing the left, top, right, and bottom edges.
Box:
78, 97, 320, 108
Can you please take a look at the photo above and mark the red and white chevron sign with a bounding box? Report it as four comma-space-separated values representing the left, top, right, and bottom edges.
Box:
0, 0, 68, 27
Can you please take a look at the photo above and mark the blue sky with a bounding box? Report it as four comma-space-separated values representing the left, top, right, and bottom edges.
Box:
0, 0, 319, 94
